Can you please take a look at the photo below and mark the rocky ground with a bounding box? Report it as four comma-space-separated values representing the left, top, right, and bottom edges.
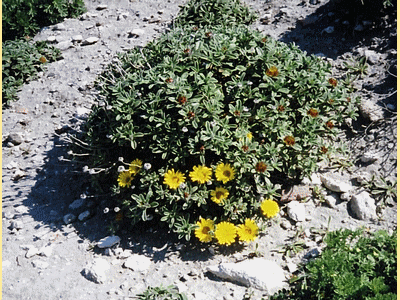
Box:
2, 0, 397, 299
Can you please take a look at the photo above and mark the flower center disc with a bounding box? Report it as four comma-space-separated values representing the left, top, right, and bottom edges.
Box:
216, 191, 224, 199
202, 226, 210, 234
223, 170, 231, 177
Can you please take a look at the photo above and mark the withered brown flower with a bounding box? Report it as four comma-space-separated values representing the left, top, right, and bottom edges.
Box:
328, 78, 337, 87
266, 66, 279, 77
326, 121, 334, 129
178, 96, 187, 104
284, 136, 295, 146
277, 105, 285, 112
255, 162, 267, 173
307, 108, 319, 117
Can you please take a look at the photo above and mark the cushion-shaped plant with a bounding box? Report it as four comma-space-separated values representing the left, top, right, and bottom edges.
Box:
73, 24, 358, 243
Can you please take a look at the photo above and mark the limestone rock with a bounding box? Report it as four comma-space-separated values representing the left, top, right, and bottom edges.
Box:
320, 174, 352, 193
206, 258, 286, 294
286, 201, 306, 222
97, 235, 121, 248
82, 258, 110, 284
350, 191, 377, 220
128, 28, 145, 37
32, 260, 49, 269
82, 37, 99, 46
78, 210, 91, 221
123, 254, 151, 272
7, 133, 24, 145
359, 99, 385, 122
360, 151, 379, 163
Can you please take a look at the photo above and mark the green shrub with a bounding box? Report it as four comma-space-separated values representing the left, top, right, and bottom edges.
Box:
2, 0, 86, 41
72, 21, 359, 244
135, 285, 188, 300
269, 228, 397, 300
173, 0, 257, 28
2, 38, 62, 107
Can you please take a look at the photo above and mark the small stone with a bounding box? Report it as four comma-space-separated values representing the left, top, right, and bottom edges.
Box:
128, 29, 145, 37
6, 161, 19, 169
350, 191, 377, 220
354, 24, 364, 31
82, 258, 110, 284
123, 254, 151, 272
56, 40, 73, 51
26, 247, 39, 258
63, 213, 76, 224
75, 107, 91, 118
53, 24, 66, 31
8, 133, 24, 145
360, 151, 379, 163
322, 26, 334, 34
47, 36, 57, 43
96, 4, 108, 10
82, 37, 99, 46
117, 249, 132, 259
3, 211, 15, 219
364, 50, 381, 64
286, 201, 306, 222
386, 103, 395, 111
69, 199, 85, 210
72, 35, 83, 42
10, 220, 24, 230
39, 245, 53, 257
286, 262, 298, 273
175, 282, 188, 293
206, 258, 286, 293
340, 192, 352, 201
320, 174, 352, 193
97, 235, 121, 248
325, 195, 337, 208
32, 260, 49, 269
78, 210, 91, 221
13, 169, 26, 181
359, 99, 385, 122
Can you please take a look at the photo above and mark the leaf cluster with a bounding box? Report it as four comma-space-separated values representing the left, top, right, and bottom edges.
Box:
135, 285, 188, 300
173, 0, 257, 28
269, 228, 397, 300
2, 38, 62, 107
2, 0, 86, 41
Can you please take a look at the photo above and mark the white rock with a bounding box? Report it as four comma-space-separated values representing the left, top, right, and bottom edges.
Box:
123, 254, 151, 272
69, 199, 85, 210
47, 36, 57, 43
39, 245, 53, 257
6, 161, 19, 169
286, 262, 298, 273
97, 235, 121, 248
350, 191, 377, 220
75, 107, 91, 118
72, 35, 83, 42
340, 192, 352, 201
175, 282, 188, 293
320, 174, 352, 193
82, 37, 99, 46
15, 206, 29, 214
53, 24, 66, 31
13, 169, 26, 181
364, 50, 381, 64
359, 99, 385, 122
360, 151, 379, 163
206, 258, 286, 293
26, 247, 39, 258
117, 249, 132, 259
286, 201, 306, 222
325, 195, 337, 208
10, 220, 24, 230
82, 258, 110, 284
193, 291, 208, 300
63, 213, 76, 224
31, 260, 49, 269
128, 29, 145, 37
56, 40, 73, 51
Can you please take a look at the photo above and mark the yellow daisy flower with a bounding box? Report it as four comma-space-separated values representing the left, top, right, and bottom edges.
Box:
194, 218, 215, 243
215, 221, 237, 245
118, 171, 133, 188
246, 132, 253, 140
215, 163, 235, 184
129, 159, 143, 176
237, 219, 259, 242
189, 165, 212, 184
163, 169, 186, 189
260, 199, 280, 218
210, 187, 229, 204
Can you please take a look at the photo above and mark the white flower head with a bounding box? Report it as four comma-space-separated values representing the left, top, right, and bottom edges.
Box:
237, 82, 243, 88
179, 183, 187, 189
114, 207, 120, 212
80, 193, 87, 199
247, 81, 253, 86
89, 169, 96, 175
207, 180, 212, 185
83, 166, 89, 172
117, 166, 125, 172
254, 99, 261, 104
130, 185, 135, 190
103, 207, 109, 214
182, 127, 188, 133
243, 106, 249, 112
118, 157, 124, 162
144, 163, 151, 170
210, 120, 217, 127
